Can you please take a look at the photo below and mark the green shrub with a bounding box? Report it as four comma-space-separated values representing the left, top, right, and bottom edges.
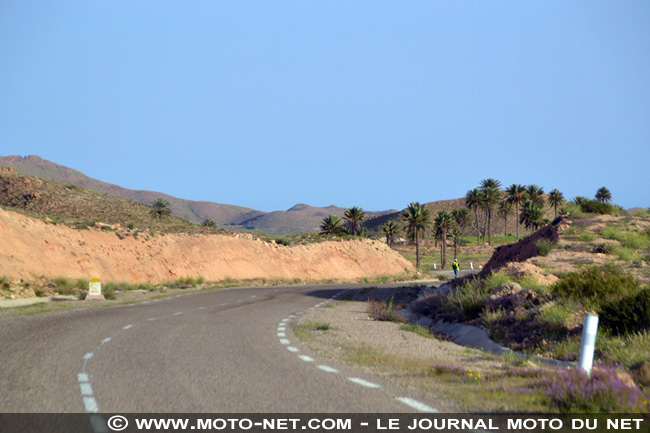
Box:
615, 247, 638, 262
551, 264, 641, 309
539, 302, 572, 327
579, 199, 616, 215
577, 233, 597, 242
601, 228, 649, 250
518, 276, 550, 294
600, 227, 622, 241
600, 287, 650, 336
368, 296, 404, 322
52, 277, 77, 295
103, 285, 116, 300
449, 281, 492, 320
632, 209, 649, 218
621, 231, 650, 250
275, 237, 291, 246
565, 203, 589, 220
482, 273, 512, 291
596, 330, 650, 368
536, 239, 554, 256
127, 221, 136, 230
480, 306, 506, 328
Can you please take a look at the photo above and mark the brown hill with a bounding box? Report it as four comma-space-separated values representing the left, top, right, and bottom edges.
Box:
0, 155, 261, 226
0, 155, 395, 234
0, 207, 414, 285
236, 203, 397, 234
0, 165, 223, 234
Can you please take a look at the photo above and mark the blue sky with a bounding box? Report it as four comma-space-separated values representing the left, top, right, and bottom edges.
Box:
1, 1, 649, 212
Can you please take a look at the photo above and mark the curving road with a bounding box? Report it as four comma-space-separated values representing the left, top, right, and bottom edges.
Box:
0, 284, 440, 413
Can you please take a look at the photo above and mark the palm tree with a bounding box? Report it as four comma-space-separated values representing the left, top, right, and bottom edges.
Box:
481, 181, 502, 245
480, 178, 501, 190
320, 215, 344, 235
595, 187, 612, 203
451, 226, 462, 260
433, 210, 455, 269
547, 189, 565, 219
343, 206, 366, 236
465, 188, 485, 245
402, 202, 430, 268
452, 208, 472, 232
382, 221, 400, 247
497, 200, 512, 237
201, 219, 216, 227
452, 208, 472, 259
506, 184, 526, 240
525, 185, 545, 207
150, 199, 171, 219
572, 196, 588, 206
520, 200, 545, 231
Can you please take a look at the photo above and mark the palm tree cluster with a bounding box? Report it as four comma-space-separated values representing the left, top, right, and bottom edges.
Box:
465, 180, 565, 244
317, 179, 577, 270
320, 206, 367, 237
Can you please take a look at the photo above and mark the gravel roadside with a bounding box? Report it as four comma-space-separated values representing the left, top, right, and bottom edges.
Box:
291, 287, 509, 412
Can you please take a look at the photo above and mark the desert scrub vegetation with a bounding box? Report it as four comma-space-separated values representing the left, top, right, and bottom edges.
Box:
294, 321, 332, 341
368, 296, 405, 322
551, 264, 642, 309
535, 239, 554, 257
544, 366, 649, 413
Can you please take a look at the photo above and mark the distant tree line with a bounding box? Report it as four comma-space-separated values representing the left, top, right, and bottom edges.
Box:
320, 182, 617, 269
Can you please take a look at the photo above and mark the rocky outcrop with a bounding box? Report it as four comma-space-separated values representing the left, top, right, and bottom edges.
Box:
480, 216, 571, 276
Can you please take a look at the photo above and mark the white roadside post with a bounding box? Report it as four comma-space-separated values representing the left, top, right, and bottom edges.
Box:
578, 314, 599, 376
85, 278, 105, 300
433, 263, 437, 270
470, 262, 474, 270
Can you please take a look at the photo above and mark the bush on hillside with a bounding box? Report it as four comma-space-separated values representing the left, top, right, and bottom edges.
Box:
551, 264, 641, 309
536, 239, 554, 256
578, 199, 616, 215
600, 287, 650, 336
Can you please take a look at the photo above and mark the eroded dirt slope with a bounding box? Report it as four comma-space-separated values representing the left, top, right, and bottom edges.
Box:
0, 208, 414, 284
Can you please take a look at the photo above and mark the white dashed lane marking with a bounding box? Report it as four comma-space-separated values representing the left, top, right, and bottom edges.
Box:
147, 317, 157, 321
101, 337, 111, 344
348, 377, 381, 389
277, 332, 286, 337
279, 339, 290, 345
123, 324, 133, 330
83, 396, 99, 413
287, 347, 299, 353
298, 355, 314, 362
173, 312, 183, 316
83, 352, 94, 360
396, 397, 439, 413
318, 365, 338, 373
79, 383, 93, 396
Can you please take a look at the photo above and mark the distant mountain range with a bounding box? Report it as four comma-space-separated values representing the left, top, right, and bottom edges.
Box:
0, 155, 396, 234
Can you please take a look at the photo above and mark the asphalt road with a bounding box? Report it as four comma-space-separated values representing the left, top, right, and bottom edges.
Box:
0, 284, 442, 413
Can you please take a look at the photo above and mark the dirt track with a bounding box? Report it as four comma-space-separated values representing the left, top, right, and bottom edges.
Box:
0, 208, 414, 284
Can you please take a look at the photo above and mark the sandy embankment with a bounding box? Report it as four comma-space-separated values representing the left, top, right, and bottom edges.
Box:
0, 208, 414, 284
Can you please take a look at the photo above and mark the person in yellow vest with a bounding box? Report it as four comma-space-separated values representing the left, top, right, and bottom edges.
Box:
452, 258, 460, 278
